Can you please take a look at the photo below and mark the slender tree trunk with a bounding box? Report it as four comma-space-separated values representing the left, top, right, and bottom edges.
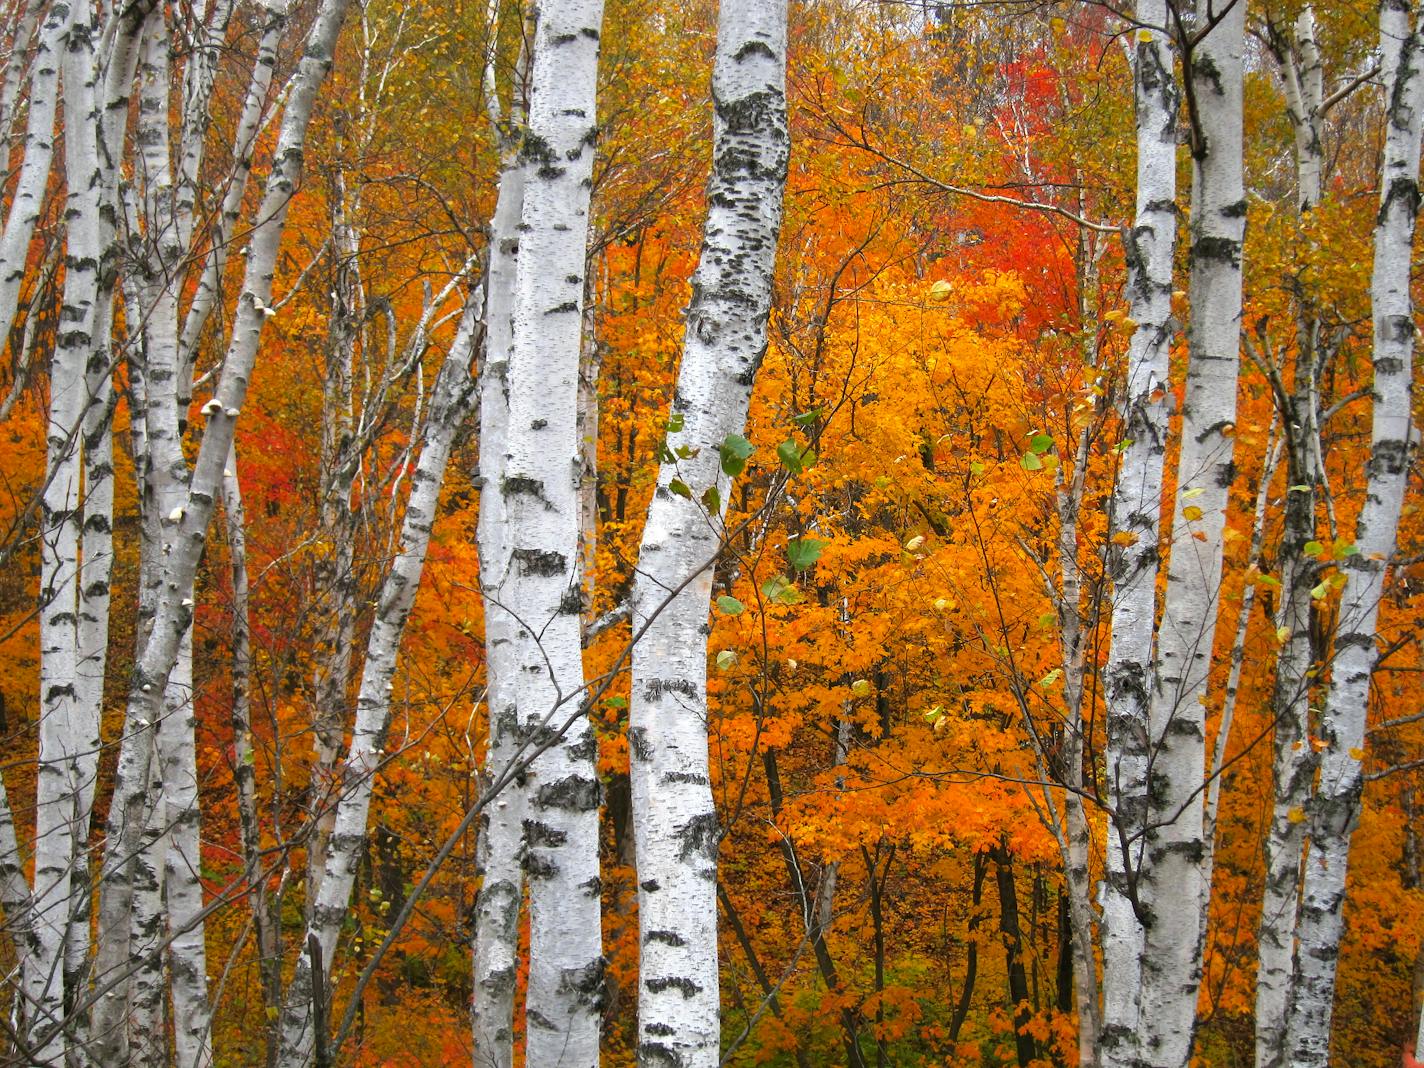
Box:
91, 0, 352, 1056
627, 3, 787, 1064
1100, 4, 1177, 1062
1285, 6, 1424, 1064
273, 308, 478, 1066
222, 445, 284, 1063
1136, 7, 1246, 1066
992, 844, 1036, 1068
1256, 13, 1326, 1064
498, 2, 606, 1062
0, 0, 68, 352
471, 112, 528, 1068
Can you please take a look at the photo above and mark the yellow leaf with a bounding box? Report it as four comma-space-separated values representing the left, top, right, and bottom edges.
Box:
1183, 505, 1204, 521
929, 280, 952, 303
1287, 807, 1306, 824
1348, 747, 1365, 761
1111, 531, 1140, 546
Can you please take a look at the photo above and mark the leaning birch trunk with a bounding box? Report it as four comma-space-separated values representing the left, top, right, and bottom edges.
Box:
471, 139, 528, 1068
1137, 7, 1246, 1066
495, 3, 607, 1062
1285, 7, 1424, 1065
0, 0, 69, 353
627, 3, 788, 1063
273, 308, 478, 1067
0, 0, 43, 151
1099, 4, 1176, 1063
1256, 11, 1325, 1065
90, 0, 352, 1056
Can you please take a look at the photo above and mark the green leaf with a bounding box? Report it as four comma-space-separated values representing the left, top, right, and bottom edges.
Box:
1029, 433, 1053, 455
667, 411, 685, 433
605, 696, 628, 709
777, 438, 804, 474
799, 448, 818, 471
969, 461, 986, 476
657, 443, 676, 463
787, 537, 827, 570
1334, 541, 1359, 557
668, 478, 692, 499
715, 595, 744, 616
675, 444, 699, 460
1020, 451, 1043, 471
761, 574, 802, 604
715, 650, 737, 671
1311, 581, 1329, 600
792, 406, 823, 427
701, 485, 721, 513
1288, 484, 1311, 493
1303, 540, 1325, 557
850, 679, 872, 696
719, 433, 754, 477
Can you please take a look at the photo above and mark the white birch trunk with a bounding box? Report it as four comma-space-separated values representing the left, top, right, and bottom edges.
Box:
0, 0, 68, 354
91, 0, 352, 1055
471, 138, 527, 1068
26, 0, 104, 1050
273, 306, 478, 1067
0, 0, 44, 151
496, 4, 607, 1062
1099, 4, 1176, 1062
1256, 12, 1326, 1062
1137, 7, 1246, 1066
127, 757, 166, 1068
627, 3, 787, 1063
1284, 6, 1424, 1064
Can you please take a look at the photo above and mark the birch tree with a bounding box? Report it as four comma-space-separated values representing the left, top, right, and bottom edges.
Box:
1134, 6, 1246, 1065
1099, 2, 1177, 1060
471, 15, 530, 1060
1285, 5, 1424, 1064
493, 0, 606, 1061
627, 1, 788, 1063
275, 298, 479, 1067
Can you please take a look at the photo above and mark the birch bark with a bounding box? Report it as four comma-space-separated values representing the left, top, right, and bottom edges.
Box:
1285, 6, 1424, 1064
472, 106, 528, 1068
498, 3, 606, 1061
0, 0, 69, 353
1136, 6, 1246, 1066
628, 2, 788, 1063
274, 307, 478, 1067
1256, 12, 1325, 1064
1099, 4, 1176, 1062
91, 0, 352, 1055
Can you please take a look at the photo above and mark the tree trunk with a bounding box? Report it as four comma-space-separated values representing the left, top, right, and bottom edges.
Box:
274, 308, 478, 1066
1284, 6, 1424, 1065
1256, 12, 1326, 1065
1100, 3, 1177, 1062
471, 104, 528, 1068
499, 2, 606, 1062
627, 2, 788, 1064
1136, 7, 1246, 1066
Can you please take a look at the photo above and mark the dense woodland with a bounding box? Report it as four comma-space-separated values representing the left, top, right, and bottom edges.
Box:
0, 0, 1422, 1065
